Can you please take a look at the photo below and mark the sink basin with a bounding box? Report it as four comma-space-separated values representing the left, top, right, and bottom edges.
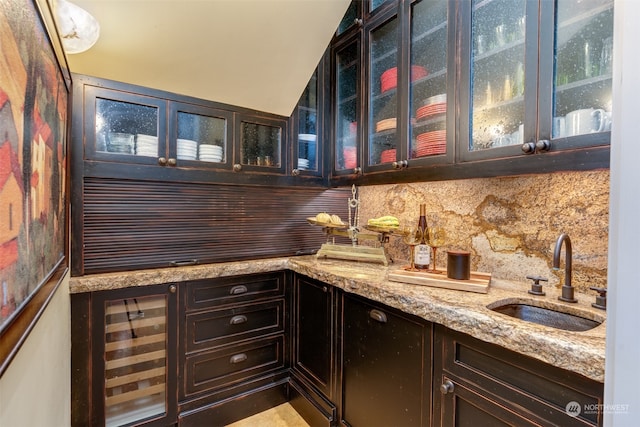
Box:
488, 301, 603, 332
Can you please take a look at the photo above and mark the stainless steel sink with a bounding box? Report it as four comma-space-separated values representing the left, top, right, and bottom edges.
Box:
488, 300, 603, 332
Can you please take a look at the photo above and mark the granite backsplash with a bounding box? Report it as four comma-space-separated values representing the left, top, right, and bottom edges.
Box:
357, 170, 609, 294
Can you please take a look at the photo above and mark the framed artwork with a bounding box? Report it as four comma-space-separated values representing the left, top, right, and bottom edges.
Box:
0, 0, 70, 376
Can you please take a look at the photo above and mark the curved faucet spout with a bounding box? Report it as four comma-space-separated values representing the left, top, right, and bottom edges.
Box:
553, 233, 577, 303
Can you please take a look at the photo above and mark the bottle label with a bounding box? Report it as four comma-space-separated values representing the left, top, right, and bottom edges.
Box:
414, 244, 431, 268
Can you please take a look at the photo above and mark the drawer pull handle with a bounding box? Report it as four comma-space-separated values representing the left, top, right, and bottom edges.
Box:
230, 353, 247, 364
230, 285, 248, 295
230, 315, 247, 325
369, 309, 387, 323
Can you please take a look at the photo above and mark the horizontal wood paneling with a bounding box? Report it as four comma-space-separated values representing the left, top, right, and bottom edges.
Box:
81, 179, 351, 274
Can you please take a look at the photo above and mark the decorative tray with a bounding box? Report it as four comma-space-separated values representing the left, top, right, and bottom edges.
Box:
388, 269, 491, 294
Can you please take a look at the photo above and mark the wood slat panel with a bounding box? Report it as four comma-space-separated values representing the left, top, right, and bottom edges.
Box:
82, 179, 351, 274
105, 383, 165, 406
106, 367, 166, 389
105, 333, 166, 352
106, 349, 166, 370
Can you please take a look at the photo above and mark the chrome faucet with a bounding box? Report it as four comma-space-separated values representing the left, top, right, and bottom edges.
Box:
553, 233, 578, 303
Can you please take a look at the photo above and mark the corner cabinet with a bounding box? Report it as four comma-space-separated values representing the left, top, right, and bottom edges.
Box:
329, 0, 612, 186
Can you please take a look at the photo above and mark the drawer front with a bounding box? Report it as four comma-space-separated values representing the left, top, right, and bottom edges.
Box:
185, 300, 284, 352
183, 335, 285, 397
185, 271, 285, 310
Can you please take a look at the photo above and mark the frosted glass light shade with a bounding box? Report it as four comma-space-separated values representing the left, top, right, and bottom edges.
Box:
55, 0, 100, 54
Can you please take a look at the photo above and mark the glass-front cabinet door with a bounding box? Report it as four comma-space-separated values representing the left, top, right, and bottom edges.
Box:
549, 0, 613, 145
88, 87, 168, 165
408, 0, 453, 166
462, 0, 531, 160
292, 65, 321, 176
170, 103, 233, 169
461, 0, 613, 161
334, 35, 361, 175
95, 284, 177, 427
235, 114, 286, 174
367, 14, 399, 170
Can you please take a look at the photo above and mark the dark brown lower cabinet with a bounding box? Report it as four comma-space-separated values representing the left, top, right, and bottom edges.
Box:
289, 275, 338, 427
341, 293, 433, 427
433, 325, 604, 427
71, 283, 179, 427
177, 271, 290, 426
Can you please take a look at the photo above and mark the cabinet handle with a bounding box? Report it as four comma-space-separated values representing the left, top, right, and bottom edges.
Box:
536, 139, 551, 152
292, 168, 300, 176
230, 353, 248, 364
392, 160, 408, 169
233, 164, 242, 172
167, 158, 177, 166
230, 285, 248, 295
170, 259, 198, 267
168, 285, 177, 294
521, 142, 536, 154
440, 379, 455, 394
229, 315, 248, 325
369, 309, 387, 323
158, 157, 168, 165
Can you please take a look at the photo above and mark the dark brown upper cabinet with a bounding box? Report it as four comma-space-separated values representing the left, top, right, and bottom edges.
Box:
328, 0, 612, 187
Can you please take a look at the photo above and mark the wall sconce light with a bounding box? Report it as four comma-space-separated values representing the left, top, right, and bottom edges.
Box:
54, 0, 100, 54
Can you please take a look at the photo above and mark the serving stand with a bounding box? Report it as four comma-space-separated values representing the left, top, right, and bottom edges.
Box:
307, 186, 403, 266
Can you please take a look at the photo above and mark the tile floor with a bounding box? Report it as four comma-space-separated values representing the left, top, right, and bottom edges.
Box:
225, 403, 310, 427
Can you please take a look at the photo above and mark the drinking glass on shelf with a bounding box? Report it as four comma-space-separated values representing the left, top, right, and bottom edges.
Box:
402, 226, 420, 271
428, 227, 446, 273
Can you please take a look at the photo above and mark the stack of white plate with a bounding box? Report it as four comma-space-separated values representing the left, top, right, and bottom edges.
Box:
107, 132, 134, 154
135, 134, 158, 157
199, 144, 224, 162
177, 138, 198, 160
298, 158, 310, 170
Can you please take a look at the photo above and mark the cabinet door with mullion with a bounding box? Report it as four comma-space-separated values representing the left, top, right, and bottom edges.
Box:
234, 113, 287, 175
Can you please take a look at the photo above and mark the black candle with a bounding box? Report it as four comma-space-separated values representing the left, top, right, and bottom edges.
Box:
447, 251, 471, 280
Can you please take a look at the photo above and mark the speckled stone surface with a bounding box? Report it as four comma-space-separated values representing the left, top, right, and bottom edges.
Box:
71, 255, 606, 383
357, 170, 610, 294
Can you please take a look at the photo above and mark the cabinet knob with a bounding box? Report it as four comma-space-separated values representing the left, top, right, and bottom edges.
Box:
233, 164, 242, 172
392, 160, 408, 169
168, 284, 177, 294
292, 168, 300, 176
354, 18, 363, 26
167, 158, 177, 166
521, 142, 536, 154
158, 157, 168, 166
536, 139, 551, 152
353, 167, 362, 175
440, 379, 455, 394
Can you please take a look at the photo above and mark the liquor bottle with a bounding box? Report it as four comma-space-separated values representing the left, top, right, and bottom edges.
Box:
414, 204, 431, 269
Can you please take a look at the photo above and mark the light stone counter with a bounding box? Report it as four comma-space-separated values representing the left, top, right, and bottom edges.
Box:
70, 255, 606, 382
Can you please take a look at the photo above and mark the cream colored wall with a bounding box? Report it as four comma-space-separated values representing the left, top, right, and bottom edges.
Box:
0, 273, 70, 427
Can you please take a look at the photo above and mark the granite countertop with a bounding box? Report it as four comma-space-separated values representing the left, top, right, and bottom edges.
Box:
70, 255, 606, 382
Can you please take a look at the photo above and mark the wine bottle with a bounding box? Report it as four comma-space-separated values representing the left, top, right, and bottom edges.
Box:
414, 204, 431, 269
